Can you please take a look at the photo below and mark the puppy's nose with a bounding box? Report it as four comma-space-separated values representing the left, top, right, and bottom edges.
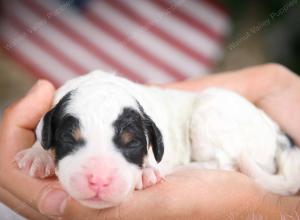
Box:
87, 174, 112, 192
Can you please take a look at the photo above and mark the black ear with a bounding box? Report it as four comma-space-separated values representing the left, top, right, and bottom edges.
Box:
137, 102, 164, 163
41, 91, 73, 150
145, 118, 164, 163
41, 107, 56, 150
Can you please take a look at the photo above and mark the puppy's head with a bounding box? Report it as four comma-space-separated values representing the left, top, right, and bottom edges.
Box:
37, 85, 164, 209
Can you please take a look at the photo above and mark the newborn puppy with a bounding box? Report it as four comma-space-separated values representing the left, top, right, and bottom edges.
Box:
16, 70, 300, 209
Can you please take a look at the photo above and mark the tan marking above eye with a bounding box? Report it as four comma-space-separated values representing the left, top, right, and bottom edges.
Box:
121, 131, 134, 145
73, 129, 82, 141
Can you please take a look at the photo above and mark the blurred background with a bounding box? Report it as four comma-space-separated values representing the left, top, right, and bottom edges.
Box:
0, 0, 299, 116
0, 0, 299, 219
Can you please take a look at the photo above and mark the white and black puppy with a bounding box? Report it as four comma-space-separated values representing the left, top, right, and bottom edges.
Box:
15, 70, 300, 209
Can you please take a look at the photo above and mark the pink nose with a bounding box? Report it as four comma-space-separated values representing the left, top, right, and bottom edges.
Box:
87, 174, 112, 192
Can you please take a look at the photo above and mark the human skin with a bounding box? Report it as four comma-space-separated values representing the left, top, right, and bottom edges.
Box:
0, 63, 300, 220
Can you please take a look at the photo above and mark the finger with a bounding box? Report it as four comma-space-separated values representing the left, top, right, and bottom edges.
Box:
0, 186, 50, 220
0, 173, 67, 218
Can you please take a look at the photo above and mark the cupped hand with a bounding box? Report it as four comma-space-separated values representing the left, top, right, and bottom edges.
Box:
0, 80, 64, 219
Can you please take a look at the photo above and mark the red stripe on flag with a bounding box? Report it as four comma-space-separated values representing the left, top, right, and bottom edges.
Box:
7, 14, 88, 76
152, 0, 224, 43
108, 0, 214, 67
0, 39, 60, 87
22, 0, 146, 83
84, 9, 187, 80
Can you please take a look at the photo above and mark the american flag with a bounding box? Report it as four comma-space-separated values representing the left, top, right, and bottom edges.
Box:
0, 0, 231, 86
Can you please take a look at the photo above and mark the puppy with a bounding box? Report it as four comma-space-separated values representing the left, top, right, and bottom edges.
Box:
15, 70, 300, 209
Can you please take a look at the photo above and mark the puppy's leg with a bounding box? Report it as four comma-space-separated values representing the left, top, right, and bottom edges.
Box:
135, 166, 164, 190
15, 141, 55, 179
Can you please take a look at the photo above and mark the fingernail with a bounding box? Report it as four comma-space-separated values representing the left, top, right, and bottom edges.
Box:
27, 80, 42, 95
39, 189, 68, 216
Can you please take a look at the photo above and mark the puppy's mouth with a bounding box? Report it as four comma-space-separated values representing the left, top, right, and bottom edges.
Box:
82, 192, 103, 202
81, 192, 126, 203
79, 195, 120, 209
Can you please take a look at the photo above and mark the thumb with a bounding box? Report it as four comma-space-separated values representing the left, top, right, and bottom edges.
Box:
3, 79, 55, 130
37, 184, 69, 217
0, 80, 56, 160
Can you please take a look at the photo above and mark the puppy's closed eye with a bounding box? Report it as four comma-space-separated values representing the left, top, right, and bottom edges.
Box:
113, 107, 148, 167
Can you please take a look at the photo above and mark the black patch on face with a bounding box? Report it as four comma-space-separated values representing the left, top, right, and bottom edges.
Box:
113, 102, 164, 167
53, 114, 85, 161
113, 107, 148, 167
41, 91, 85, 162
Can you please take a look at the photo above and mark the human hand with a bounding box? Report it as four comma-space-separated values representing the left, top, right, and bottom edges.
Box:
0, 80, 58, 220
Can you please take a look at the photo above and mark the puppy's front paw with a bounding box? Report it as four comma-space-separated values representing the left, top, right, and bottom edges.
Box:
135, 166, 164, 190
15, 143, 55, 179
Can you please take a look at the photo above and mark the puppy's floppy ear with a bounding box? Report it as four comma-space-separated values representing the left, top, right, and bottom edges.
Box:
145, 118, 164, 163
41, 107, 56, 150
40, 91, 73, 150
137, 102, 164, 162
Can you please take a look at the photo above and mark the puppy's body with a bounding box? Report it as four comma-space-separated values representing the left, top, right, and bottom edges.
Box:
16, 70, 300, 208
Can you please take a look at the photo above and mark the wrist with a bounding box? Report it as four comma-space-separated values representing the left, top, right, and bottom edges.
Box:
248, 191, 300, 219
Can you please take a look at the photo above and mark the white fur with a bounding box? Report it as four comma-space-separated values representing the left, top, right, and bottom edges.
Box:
16, 70, 300, 209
